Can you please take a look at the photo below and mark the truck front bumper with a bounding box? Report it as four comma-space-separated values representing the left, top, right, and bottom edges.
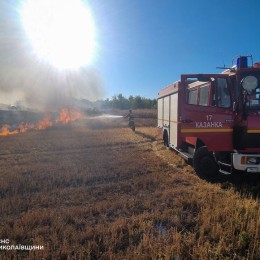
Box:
233, 153, 260, 173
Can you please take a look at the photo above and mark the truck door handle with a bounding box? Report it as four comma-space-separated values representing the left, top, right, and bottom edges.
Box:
181, 119, 193, 123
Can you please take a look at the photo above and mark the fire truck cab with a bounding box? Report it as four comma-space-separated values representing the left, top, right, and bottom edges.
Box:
158, 56, 260, 177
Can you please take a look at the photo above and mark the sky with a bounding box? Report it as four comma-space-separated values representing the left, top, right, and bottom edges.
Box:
0, 0, 260, 108
89, 0, 260, 99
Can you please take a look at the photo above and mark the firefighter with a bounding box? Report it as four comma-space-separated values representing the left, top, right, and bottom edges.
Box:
125, 109, 135, 131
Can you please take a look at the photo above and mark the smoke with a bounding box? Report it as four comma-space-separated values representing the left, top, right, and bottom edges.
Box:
0, 1, 104, 111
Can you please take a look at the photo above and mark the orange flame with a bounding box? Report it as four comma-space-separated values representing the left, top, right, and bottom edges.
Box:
37, 115, 53, 130
0, 125, 19, 136
0, 108, 83, 136
18, 122, 35, 133
56, 108, 82, 124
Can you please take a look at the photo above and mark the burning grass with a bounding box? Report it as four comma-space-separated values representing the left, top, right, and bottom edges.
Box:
0, 108, 83, 136
0, 113, 259, 259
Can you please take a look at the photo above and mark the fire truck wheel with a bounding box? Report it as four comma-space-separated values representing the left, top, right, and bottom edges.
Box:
193, 146, 219, 177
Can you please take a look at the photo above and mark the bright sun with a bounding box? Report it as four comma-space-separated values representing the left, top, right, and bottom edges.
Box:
20, 0, 96, 69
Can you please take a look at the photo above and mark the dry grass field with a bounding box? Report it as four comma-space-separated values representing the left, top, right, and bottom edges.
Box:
0, 110, 259, 259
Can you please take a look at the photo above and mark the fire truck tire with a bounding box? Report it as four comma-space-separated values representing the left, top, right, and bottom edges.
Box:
193, 146, 219, 177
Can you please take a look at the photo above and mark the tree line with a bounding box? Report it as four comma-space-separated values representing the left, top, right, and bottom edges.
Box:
95, 94, 157, 109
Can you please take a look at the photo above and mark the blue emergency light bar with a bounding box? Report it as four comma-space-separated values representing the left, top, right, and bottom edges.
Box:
237, 56, 248, 68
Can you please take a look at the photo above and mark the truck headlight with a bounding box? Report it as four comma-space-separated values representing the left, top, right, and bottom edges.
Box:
241, 156, 259, 165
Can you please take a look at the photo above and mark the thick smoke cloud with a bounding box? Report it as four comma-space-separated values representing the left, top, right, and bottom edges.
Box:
0, 1, 104, 111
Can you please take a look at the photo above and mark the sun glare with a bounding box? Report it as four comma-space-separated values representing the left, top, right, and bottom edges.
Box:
20, 0, 96, 69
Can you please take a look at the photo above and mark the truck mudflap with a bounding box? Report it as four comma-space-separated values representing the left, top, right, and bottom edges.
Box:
233, 153, 260, 173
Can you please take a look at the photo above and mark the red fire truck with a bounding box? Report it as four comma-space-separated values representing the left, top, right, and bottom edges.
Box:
158, 55, 260, 177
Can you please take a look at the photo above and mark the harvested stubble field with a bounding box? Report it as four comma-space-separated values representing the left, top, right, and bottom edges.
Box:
0, 110, 259, 259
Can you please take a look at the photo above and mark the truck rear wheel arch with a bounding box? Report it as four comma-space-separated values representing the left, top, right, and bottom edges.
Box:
195, 138, 205, 150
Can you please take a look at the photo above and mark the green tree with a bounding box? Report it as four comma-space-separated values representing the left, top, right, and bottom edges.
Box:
95, 94, 157, 110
